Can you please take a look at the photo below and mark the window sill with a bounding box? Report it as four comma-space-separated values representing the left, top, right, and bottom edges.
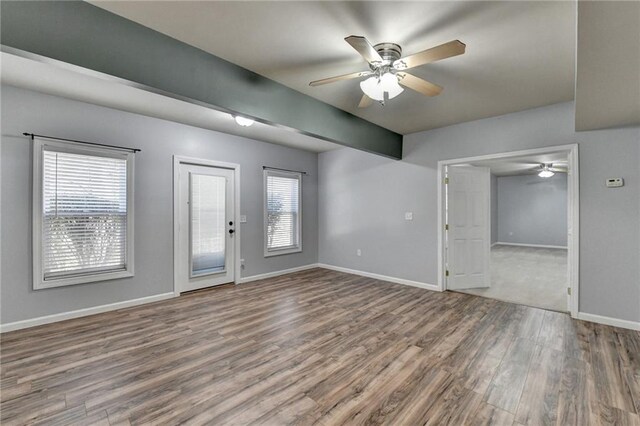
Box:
264, 247, 302, 258
33, 269, 134, 290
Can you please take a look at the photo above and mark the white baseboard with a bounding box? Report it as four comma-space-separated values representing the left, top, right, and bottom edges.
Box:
0, 292, 176, 333
13, 268, 633, 334
237, 263, 320, 284
317, 263, 440, 292
577, 312, 640, 331
1, 264, 319, 332
494, 242, 568, 250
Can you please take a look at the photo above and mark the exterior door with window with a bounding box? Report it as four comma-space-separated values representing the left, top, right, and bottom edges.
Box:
177, 163, 235, 293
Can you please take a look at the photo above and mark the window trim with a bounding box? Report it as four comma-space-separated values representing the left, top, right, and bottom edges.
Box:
32, 137, 135, 290
263, 169, 302, 257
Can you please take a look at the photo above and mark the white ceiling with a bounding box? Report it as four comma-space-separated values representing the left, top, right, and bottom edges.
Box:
91, 1, 577, 134
0, 52, 341, 153
458, 151, 569, 177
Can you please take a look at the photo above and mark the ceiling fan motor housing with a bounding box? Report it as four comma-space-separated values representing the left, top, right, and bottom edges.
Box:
373, 43, 402, 64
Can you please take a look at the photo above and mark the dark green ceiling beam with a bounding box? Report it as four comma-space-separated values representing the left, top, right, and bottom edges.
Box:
0, 1, 402, 158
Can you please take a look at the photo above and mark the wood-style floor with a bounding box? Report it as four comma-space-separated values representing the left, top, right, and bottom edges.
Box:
1, 268, 639, 425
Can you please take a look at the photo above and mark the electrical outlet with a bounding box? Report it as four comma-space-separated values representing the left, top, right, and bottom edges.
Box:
240, 215, 247, 223
405, 212, 413, 221
240, 258, 245, 269
356, 249, 362, 257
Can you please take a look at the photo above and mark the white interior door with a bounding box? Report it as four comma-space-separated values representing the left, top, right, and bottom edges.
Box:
177, 163, 235, 293
446, 165, 491, 290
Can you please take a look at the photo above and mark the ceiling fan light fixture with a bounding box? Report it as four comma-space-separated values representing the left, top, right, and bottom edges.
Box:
234, 116, 255, 127
538, 164, 555, 178
360, 73, 403, 101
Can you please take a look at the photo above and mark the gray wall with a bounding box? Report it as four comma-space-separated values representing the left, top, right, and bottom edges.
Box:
497, 174, 567, 247
1, 86, 318, 324
319, 102, 640, 322
491, 174, 498, 244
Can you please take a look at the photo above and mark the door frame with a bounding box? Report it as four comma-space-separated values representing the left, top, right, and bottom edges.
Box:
173, 156, 241, 296
436, 144, 579, 317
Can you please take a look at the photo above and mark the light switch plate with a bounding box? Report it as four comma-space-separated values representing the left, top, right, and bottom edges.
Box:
405, 212, 413, 221
240, 215, 247, 223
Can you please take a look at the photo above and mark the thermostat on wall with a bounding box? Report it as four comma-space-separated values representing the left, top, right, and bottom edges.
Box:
606, 178, 624, 188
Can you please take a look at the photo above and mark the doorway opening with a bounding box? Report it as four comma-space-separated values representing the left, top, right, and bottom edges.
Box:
437, 145, 579, 316
173, 156, 241, 295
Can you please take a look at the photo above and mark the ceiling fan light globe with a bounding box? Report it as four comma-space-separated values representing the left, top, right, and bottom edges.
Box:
380, 73, 404, 99
360, 77, 384, 101
234, 116, 255, 127
538, 170, 554, 178
379, 72, 397, 88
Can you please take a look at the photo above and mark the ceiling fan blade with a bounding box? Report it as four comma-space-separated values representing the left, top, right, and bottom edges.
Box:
345, 35, 384, 65
309, 70, 372, 87
358, 94, 373, 108
393, 40, 466, 70
397, 72, 443, 96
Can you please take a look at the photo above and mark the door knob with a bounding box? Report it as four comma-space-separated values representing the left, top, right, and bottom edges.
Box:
228, 229, 235, 234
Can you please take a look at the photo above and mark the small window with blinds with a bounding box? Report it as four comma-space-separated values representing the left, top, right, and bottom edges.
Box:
33, 138, 134, 289
264, 169, 302, 256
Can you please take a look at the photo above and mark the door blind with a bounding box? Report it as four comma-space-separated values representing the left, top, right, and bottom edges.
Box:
191, 173, 226, 275
42, 150, 128, 279
266, 173, 300, 250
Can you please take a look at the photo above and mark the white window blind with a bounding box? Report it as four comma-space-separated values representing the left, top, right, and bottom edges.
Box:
41, 148, 129, 281
190, 173, 226, 275
265, 170, 301, 254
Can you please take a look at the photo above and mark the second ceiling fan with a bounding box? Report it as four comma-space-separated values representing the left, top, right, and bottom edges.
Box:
310, 36, 466, 108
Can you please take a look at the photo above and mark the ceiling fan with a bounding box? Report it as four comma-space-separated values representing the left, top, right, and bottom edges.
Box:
309, 36, 466, 108
535, 163, 567, 178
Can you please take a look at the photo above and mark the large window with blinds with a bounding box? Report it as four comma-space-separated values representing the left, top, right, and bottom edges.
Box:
33, 138, 134, 289
264, 169, 302, 256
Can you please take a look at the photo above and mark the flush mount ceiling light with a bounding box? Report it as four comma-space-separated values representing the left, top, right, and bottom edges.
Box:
310, 36, 466, 108
234, 116, 255, 127
538, 164, 555, 178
